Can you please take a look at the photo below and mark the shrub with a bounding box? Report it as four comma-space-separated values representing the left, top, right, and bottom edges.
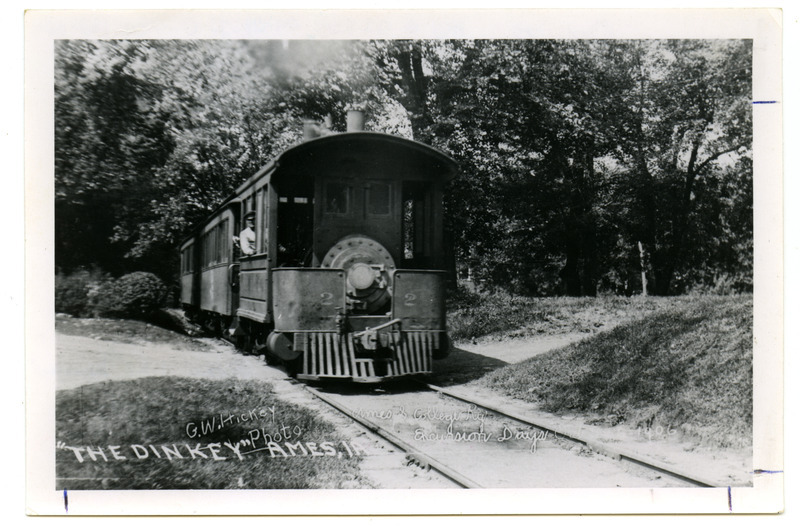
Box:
93, 272, 168, 319
686, 272, 754, 296
55, 269, 110, 316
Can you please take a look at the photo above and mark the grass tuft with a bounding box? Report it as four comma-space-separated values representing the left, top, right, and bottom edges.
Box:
56, 317, 212, 351
56, 377, 370, 489
447, 289, 696, 342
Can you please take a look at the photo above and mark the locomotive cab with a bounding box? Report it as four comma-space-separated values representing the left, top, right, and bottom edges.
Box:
266, 131, 456, 382
181, 120, 457, 383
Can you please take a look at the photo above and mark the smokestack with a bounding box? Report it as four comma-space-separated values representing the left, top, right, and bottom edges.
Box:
303, 119, 320, 140
346, 109, 365, 132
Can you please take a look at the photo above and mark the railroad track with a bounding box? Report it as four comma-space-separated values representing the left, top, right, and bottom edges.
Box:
294, 378, 719, 489
419, 381, 720, 488
303, 384, 481, 488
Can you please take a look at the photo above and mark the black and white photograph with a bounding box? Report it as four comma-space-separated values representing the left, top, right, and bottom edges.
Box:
23, 7, 784, 516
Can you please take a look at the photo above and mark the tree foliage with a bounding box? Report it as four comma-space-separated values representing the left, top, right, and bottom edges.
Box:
54, 39, 753, 296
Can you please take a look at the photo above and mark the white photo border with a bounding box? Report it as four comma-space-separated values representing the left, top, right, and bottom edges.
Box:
24, 8, 783, 516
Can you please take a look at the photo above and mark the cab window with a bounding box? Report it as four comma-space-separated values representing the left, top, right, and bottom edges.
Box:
367, 182, 391, 216
325, 182, 350, 215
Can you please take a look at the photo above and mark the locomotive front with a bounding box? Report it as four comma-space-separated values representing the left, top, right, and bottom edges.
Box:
264, 125, 456, 382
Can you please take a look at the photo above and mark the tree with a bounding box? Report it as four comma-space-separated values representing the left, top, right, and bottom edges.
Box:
412, 40, 630, 295
54, 38, 753, 297
55, 40, 280, 278
620, 40, 752, 294
55, 40, 177, 275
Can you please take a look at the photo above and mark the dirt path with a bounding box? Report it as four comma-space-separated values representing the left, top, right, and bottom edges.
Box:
56, 334, 286, 391
454, 333, 588, 364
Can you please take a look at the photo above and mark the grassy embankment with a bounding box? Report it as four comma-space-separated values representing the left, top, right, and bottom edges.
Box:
448, 291, 753, 448
56, 316, 210, 351
56, 377, 369, 489
447, 289, 697, 342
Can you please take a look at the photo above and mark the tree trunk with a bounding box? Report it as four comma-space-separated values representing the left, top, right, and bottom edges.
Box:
658, 139, 702, 295
579, 147, 598, 296
558, 146, 598, 297
394, 42, 431, 141
560, 236, 583, 296
638, 241, 648, 296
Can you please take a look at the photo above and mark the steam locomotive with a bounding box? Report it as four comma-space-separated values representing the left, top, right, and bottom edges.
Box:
179, 111, 456, 382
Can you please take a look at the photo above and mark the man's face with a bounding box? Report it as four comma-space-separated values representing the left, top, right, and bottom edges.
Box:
246, 218, 255, 228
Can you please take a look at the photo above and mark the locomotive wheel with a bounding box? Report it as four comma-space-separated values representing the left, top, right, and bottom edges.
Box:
234, 333, 248, 352
284, 356, 302, 378
204, 317, 222, 337
236, 320, 270, 357
253, 333, 268, 356
234, 319, 254, 354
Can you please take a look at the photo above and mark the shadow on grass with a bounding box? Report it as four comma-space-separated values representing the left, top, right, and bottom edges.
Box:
146, 309, 199, 336
310, 379, 426, 397
429, 346, 509, 387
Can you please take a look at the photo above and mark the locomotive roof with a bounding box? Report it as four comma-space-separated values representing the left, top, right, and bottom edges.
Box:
239, 131, 457, 194
281, 131, 456, 177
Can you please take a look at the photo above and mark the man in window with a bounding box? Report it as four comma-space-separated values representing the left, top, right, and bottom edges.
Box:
236, 211, 257, 256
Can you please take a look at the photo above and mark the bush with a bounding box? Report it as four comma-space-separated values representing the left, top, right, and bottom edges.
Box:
93, 272, 168, 319
55, 269, 110, 316
682, 272, 754, 296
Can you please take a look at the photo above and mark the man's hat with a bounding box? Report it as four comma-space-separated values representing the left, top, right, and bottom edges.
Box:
244, 211, 256, 220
